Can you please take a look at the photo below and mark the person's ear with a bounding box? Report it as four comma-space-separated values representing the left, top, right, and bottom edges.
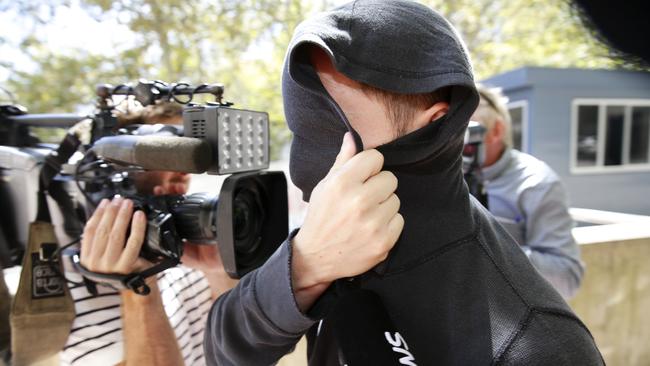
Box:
426, 102, 449, 122
488, 119, 505, 143
412, 102, 449, 131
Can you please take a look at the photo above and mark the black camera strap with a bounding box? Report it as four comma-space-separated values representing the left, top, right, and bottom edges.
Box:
73, 255, 179, 295
35, 133, 82, 223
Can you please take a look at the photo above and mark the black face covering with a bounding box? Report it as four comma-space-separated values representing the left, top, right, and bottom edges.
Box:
283, 0, 480, 271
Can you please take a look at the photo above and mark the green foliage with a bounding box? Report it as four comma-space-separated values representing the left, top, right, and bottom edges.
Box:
1, 0, 637, 158
421, 0, 618, 80
6, 45, 148, 113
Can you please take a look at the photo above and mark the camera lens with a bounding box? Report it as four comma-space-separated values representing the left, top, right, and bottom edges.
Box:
169, 193, 219, 243
231, 181, 266, 266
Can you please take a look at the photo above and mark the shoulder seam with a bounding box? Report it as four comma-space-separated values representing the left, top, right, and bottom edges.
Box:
381, 231, 477, 277
492, 309, 533, 365
474, 217, 531, 308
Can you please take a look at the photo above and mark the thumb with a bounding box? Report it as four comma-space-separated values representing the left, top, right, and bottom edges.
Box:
328, 132, 356, 174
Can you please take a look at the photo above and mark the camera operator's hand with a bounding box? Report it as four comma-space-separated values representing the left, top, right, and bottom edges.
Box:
291, 132, 404, 311
80, 197, 150, 276
82, 196, 185, 366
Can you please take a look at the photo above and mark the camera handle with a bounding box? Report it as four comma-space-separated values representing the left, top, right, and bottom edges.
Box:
73, 255, 179, 295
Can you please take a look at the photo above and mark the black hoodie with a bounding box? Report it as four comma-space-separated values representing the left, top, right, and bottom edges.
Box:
205, 1, 603, 365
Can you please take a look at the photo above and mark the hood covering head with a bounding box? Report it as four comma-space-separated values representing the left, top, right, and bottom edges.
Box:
283, 0, 479, 201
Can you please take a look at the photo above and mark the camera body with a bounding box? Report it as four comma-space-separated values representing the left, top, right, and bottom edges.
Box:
0, 80, 289, 283
104, 170, 287, 279
0, 104, 86, 268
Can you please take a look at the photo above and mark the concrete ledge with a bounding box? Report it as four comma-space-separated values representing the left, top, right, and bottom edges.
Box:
573, 222, 650, 244
570, 207, 650, 225
570, 219, 650, 365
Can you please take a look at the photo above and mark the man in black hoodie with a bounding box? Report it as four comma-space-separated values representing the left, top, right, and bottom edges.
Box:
204, 1, 604, 365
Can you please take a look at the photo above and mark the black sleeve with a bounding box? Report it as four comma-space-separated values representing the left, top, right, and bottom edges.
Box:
203, 240, 317, 366
498, 310, 604, 366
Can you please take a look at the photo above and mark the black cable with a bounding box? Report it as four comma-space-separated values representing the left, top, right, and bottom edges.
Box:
47, 237, 85, 286
111, 84, 135, 112
112, 84, 133, 96
152, 80, 169, 102
170, 82, 192, 104
74, 150, 100, 209
101, 81, 227, 108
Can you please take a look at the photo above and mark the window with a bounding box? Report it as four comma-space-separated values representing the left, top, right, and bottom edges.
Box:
576, 105, 598, 167
631, 107, 650, 164
572, 99, 650, 173
507, 100, 528, 152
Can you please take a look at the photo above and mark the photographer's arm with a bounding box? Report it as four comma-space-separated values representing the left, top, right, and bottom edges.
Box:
204, 133, 403, 365
81, 198, 184, 366
520, 181, 584, 299
181, 244, 238, 301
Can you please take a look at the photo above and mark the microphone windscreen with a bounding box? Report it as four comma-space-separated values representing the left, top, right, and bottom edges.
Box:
94, 135, 212, 173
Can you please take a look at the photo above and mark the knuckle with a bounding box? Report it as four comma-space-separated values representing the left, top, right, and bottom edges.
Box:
336, 171, 354, 187
94, 225, 108, 240
379, 251, 390, 262
393, 214, 405, 231
392, 194, 401, 210
372, 245, 388, 262
127, 232, 144, 247
329, 176, 346, 193
365, 220, 382, 237
351, 195, 368, 214
114, 263, 129, 275
368, 149, 383, 163
86, 258, 99, 271
99, 258, 112, 270
387, 172, 398, 189
83, 228, 95, 240
385, 235, 398, 249
84, 220, 97, 233
107, 231, 120, 245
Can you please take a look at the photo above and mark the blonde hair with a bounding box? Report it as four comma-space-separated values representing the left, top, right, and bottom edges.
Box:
474, 84, 512, 147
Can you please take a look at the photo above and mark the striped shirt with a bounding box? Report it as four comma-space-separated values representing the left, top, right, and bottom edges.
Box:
60, 266, 213, 365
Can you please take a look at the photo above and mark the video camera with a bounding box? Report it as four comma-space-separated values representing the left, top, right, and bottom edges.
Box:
0, 103, 86, 269
462, 121, 488, 208
0, 80, 288, 294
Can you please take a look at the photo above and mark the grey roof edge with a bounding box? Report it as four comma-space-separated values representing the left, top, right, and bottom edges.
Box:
481, 66, 650, 91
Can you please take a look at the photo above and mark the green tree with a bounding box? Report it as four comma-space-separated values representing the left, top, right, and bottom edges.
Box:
422, 0, 618, 80
2, 0, 338, 157
1, 0, 639, 157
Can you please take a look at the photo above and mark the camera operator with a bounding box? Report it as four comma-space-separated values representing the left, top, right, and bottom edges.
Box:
471, 85, 584, 299
201, 1, 602, 365
61, 102, 237, 366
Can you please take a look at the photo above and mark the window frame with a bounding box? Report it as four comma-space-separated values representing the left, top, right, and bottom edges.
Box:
570, 98, 650, 174
507, 100, 529, 153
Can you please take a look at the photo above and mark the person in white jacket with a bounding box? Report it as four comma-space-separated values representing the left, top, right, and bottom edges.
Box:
472, 85, 584, 299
